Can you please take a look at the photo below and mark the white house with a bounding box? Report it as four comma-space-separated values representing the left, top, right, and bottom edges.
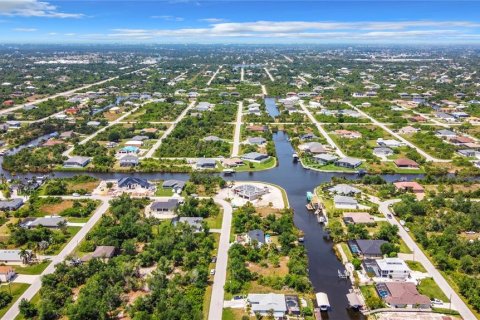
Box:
376, 258, 411, 280
247, 293, 287, 319
333, 195, 358, 209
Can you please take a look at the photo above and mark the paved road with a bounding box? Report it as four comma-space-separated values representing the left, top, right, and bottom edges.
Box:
208, 197, 233, 320
283, 55, 293, 62
240, 66, 245, 82
207, 66, 222, 86
377, 199, 477, 320
264, 68, 274, 81
261, 85, 267, 96
2, 197, 110, 320
231, 101, 243, 157
298, 100, 346, 158
297, 75, 310, 85
346, 102, 450, 163
143, 100, 196, 158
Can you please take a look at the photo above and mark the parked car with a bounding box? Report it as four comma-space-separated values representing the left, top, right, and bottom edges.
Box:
387, 214, 392, 219
431, 298, 443, 305
210, 269, 215, 275
211, 256, 217, 263
72, 193, 80, 197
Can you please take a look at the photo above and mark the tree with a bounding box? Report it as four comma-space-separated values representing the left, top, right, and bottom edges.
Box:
19, 248, 31, 265
19, 298, 38, 318
0, 291, 12, 309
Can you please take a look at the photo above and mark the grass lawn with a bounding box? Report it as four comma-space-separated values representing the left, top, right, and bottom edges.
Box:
223, 308, 252, 320
203, 284, 213, 320
49, 226, 81, 255
405, 260, 427, 273
341, 242, 353, 261
67, 217, 89, 223
155, 187, 174, 197
418, 278, 449, 302
398, 238, 412, 254
235, 157, 276, 172
0, 283, 30, 318
13, 261, 50, 275
206, 210, 223, 229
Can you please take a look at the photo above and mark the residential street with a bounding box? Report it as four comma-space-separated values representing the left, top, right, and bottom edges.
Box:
208, 197, 233, 320
377, 199, 477, 320
231, 101, 243, 157
298, 100, 346, 158
1, 197, 111, 320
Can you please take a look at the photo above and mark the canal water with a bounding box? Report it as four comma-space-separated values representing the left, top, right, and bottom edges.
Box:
3, 132, 417, 319
264, 97, 280, 117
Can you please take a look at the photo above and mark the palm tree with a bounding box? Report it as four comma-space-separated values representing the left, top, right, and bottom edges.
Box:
19, 249, 30, 265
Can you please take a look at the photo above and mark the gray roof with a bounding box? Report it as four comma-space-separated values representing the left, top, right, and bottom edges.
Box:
314, 154, 338, 162
175, 217, 204, 230
248, 137, 266, 144
248, 293, 287, 316
0, 249, 32, 262
355, 239, 387, 255
242, 152, 269, 161
151, 199, 179, 211
436, 129, 456, 136
162, 179, 186, 189
120, 155, 139, 162
334, 195, 358, 205
336, 157, 363, 166
204, 135, 222, 142
196, 158, 216, 166
64, 156, 90, 167
23, 216, 66, 228
373, 147, 393, 154
328, 184, 361, 195
0, 198, 24, 210
118, 177, 151, 189
247, 229, 265, 244
131, 135, 149, 141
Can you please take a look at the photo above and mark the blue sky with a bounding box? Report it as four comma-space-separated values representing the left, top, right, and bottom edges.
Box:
1, 1, 480, 44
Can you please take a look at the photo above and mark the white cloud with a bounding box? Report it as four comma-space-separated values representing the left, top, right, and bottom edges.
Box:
0, 0, 83, 18
13, 27, 37, 32
151, 15, 184, 22
64, 33, 76, 36
199, 18, 226, 23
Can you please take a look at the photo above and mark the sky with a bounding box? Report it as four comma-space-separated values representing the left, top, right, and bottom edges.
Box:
1, 0, 480, 44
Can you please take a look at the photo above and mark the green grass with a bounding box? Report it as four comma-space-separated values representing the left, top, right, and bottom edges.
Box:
222, 308, 236, 320
203, 284, 213, 320
341, 242, 353, 261
206, 210, 223, 229
405, 260, 427, 273
155, 188, 174, 197
13, 261, 50, 275
0, 283, 30, 318
398, 238, 412, 254
15, 292, 40, 320
67, 217, 89, 223
235, 157, 276, 172
418, 278, 449, 302
49, 226, 81, 255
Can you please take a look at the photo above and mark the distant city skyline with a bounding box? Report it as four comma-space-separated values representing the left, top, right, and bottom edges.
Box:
1, 1, 480, 44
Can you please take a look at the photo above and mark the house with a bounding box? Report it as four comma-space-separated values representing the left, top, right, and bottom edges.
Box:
241, 152, 270, 163
196, 158, 216, 169
81, 246, 116, 262
458, 149, 479, 158
63, 156, 91, 168
334, 130, 362, 139
247, 125, 268, 132
298, 142, 327, 154
21, 216, 66, 228
375, 258, 411, 280
394, 181, 424, 194
0, 249, 32, 264
6, 120, 21, 128
333, 195, 358, 209
150, 199, 179, 215
246, 229, 266, 247
119, 146, 139, 154
435, 129, 456, 138
343, 212, 374, 224
394, 158, 420, 169
373, 147, 394, 157
380, 282, 430, 308
60, 131, 74, 139
222, 158, 244, 168
125, 140, 143, 147
328, 184, 361, 196
203, 135, 222, 142
410, 115, 427, 123
450, 136, 474, 145
234, 184, 269, 200
0, 266, 16, 282
435, 112, 456, 122
0, 198, 24, 211
162, 180, 186, 193
86, 121, 101, 127
247, 137, 266, 145
117, 177, 152, 190
377, 138, 403, 148
131, 135, 149, 142
398, 126, 419, 135
335, 157, 363, 169
349, 239, 387, 258
173, 217, 204, 232
119, 155, 139, 167
313, 154, 338, 165
247, 293, 287, 319
42, 139, 64, 147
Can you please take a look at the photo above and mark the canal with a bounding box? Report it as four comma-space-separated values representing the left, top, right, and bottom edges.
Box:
264, 97, 280, 117
3, 132, 416, 319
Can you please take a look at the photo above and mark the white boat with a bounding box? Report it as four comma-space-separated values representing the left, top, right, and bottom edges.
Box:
292, 153, 299, 159
223, 168, 235, 175
316, 292, 331, 311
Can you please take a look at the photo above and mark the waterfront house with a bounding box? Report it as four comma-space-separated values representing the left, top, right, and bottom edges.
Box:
63, 156, 91, 168
328, 184, 361, 196
119, 155, 139, 167
246, 229, 266, 247
335, 157, 363, 169
162, 180, 186, 193
313, 154, 338, 165
394, 158, 420, 169
234, 184, 269, 201
380, 282, 430, 309
299, 142, 327, 154
375, 258, 411, 280
349, 239, 387, 259
241, 152, 270, 163
247, 293, 287, 319
118, 177, 152, 190
247, 137, 266, 145
333, 195, 358, 209
196, 158, 217, 169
